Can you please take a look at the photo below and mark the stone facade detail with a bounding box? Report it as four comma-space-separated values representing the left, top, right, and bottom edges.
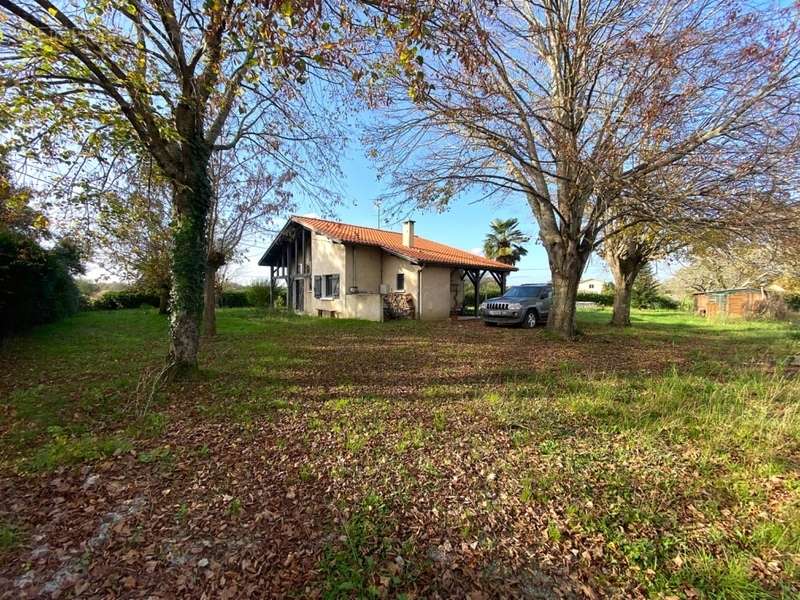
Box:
384, 292, 415, 320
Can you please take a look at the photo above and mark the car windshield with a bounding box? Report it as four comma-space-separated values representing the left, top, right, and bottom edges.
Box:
504, 286, 544, 298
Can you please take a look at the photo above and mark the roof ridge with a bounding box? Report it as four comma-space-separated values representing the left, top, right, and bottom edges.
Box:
292, 215, 407, 237
289, 214, 514, 271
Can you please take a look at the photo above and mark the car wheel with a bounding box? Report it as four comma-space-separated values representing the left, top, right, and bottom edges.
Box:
522, 310, 538, 329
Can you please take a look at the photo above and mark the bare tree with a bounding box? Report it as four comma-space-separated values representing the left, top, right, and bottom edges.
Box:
371, 0, 800, 338
92, 149, 295, 327
203, 146, 295, 336
601, 140, 800, 325
669, 242, 800, 295
95, 172, 173, 314
0, 0, 390, 375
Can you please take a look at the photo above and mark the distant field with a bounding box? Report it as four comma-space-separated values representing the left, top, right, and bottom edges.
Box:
1, 308, 798, 597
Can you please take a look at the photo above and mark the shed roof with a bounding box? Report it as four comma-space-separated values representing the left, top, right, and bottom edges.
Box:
692, 287, 766, 295
259, 216, 516, 272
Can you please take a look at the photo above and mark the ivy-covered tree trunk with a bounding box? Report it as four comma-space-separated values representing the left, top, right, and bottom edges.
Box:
605, 246, 646, 327
168, 139, 212, 375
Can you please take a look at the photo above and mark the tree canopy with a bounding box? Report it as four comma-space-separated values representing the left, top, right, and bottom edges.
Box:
0, 0, 425, 372
371, 0, 800, 338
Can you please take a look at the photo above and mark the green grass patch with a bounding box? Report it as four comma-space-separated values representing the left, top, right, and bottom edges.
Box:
319, 493, 414, 598
24, 427, 133, 472
0, 522, 21, 552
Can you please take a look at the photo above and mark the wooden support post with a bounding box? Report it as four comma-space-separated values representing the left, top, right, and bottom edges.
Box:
286, 242, 292, 313
302, 228, 307, 274
489, 270, 508, 295
472, 270, 480, 316
269, 266, 275, 308
294, 233, 299, 275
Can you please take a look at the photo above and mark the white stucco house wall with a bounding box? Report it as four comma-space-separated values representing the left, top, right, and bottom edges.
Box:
578, 278, 606, 293
258, 216, 515, 321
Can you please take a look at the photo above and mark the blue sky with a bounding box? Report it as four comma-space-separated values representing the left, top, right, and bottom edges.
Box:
230, 146, 613, 286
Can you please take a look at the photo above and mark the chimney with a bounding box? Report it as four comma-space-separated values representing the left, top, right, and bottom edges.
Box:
402, 220, 415, 247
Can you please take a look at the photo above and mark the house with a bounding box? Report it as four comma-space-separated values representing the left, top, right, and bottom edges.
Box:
258, 216, 516, 321
578, 278, 606, 293
693, 288, 771, 318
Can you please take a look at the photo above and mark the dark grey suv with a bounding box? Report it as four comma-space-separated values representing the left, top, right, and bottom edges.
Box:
479, 284, 553, 328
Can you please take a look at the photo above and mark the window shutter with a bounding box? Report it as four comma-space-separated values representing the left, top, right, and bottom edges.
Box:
332, 274, 340, 298
314, 276, 322, 298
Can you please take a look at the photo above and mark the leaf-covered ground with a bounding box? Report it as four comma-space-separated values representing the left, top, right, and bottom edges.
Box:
1, 308, 798, 598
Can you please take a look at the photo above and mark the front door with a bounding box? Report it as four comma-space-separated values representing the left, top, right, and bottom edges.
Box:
294, 279, 304, 312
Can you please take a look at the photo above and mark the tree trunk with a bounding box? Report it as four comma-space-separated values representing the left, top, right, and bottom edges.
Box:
605, 247, 646, 327
158, 285, 170, 315
167, 141, 212, 376
548, 267, 583, 338
543, 238, 591, 339
610, 275, 634, 326
203, 266, 218, 337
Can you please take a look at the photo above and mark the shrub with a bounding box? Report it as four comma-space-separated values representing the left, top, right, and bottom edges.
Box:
747, 296, 790, 321
576, 291, 677, 310
631, 295, 680, 310
91, 289, 160, 310
219, 290, 251, 308
246, 280, 286, 308
0, 230, 82, 340
246, 280, 270, 307
785, 294, 800, 312
464, 282, 502, 308
577, 292, 614, 306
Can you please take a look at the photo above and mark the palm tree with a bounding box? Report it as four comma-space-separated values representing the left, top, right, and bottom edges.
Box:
483, 218, 530, 265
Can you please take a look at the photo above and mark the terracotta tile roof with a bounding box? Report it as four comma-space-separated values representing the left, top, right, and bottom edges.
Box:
290, 216, 515, 271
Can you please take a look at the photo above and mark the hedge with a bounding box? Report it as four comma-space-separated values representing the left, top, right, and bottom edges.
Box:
91, 286, 291, 310
219, 290, 250, 308
577, 292, 614, 306
91, 290, 161, 310
635, 295, 679, 310
0, 230, 81, 339
576, 291, 678, 310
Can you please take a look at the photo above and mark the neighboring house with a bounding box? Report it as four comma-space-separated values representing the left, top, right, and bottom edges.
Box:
258, 216, 516, 321
693, 287, 774, 318
578, 278, 605, 293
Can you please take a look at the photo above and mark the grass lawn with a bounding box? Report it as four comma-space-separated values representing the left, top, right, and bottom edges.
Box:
1, 308, 798, 598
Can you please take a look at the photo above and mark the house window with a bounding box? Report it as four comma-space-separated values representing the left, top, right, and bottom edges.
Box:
396, 273, 405, 291
588, 283, 595, 289
315, 274, 340, 299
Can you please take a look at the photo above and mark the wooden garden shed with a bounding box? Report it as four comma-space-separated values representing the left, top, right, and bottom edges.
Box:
693, 288, 768, 318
